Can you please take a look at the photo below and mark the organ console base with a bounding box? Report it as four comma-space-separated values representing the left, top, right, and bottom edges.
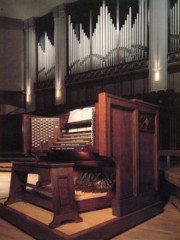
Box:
0, 92, 164, 238
0, 199, 163, 240
4, 160, 115, 226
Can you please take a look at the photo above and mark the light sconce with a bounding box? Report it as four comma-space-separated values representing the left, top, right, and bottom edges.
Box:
155, 70, 160, 81
26, 94, 31, 103
55, 88, 61, 99
55, 78, 63, 103
26, 85, 31, 103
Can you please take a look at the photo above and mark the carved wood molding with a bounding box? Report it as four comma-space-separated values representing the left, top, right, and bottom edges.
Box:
168, 51, 180, 64
34, 79, 55, 91
168, 52, 180, 73
65, 59, 149, 86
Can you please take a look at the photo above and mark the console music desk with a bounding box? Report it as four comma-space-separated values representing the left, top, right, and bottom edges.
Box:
5, 161, 82, 228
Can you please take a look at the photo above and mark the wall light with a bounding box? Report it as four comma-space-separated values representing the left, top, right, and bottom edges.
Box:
56, 89, 61, 99
26, 85, 31, 103
155, 70, 160, 81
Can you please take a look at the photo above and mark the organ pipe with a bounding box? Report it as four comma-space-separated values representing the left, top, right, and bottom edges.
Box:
169, 0, 180, 52
68, 0, 149, 74
38, 32, 55, 82
178, 0, 180, 49
144, 0, 148, 57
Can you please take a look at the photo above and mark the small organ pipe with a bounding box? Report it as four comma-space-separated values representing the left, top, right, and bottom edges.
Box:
138, 4, 142, 59
116, 0, 120, 63
144, 0, 147, 57
178, 0, 180, 50
136, 18, 138, 60
170, 8, 172, 52
143, 0, 145, 58
129, 7, 132, 61
172, 5, 175, 51
175, 3, 177, 51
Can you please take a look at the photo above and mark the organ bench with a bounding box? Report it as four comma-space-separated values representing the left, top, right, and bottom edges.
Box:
5, 161, 82, 228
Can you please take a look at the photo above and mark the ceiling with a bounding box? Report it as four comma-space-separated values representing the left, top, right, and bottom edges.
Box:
0, 0, 77, 20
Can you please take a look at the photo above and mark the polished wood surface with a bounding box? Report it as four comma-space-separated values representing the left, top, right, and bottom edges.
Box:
0, 172, 179, 240
98, 93, 160, 217
0, 217, 34, 240
0, 200, 179, 240
112, 201, 180, 240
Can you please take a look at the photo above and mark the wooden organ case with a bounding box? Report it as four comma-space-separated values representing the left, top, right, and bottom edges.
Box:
4, 92, 162, 234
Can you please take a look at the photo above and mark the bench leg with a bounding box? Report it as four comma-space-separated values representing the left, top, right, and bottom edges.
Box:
49, 167, 82, 228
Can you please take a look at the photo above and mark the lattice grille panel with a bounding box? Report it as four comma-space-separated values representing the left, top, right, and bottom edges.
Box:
31, 117, 60, 151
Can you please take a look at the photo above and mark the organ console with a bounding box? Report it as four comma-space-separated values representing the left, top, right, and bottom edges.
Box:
4, 92, 162, 231
50, 106, 95, 151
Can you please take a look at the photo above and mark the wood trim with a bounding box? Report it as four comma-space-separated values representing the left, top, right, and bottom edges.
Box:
65, 60, 149, 86
0, 204, 67, 240
0, 201, 162, 240
98, 92, 108, 157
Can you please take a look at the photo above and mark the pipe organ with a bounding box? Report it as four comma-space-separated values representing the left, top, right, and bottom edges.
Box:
169, 0, 180, 53
68, 0, 149, 74
35, 0, 179, 78
38, 32, 55, 82
5, 92, 162, 231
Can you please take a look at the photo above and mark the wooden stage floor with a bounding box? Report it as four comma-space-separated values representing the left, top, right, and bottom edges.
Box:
0, 172, 179, 240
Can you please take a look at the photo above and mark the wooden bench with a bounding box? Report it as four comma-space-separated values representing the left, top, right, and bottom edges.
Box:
159, 150, 180, 169
159, 150, 180, 210
5, 161, 82, 228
